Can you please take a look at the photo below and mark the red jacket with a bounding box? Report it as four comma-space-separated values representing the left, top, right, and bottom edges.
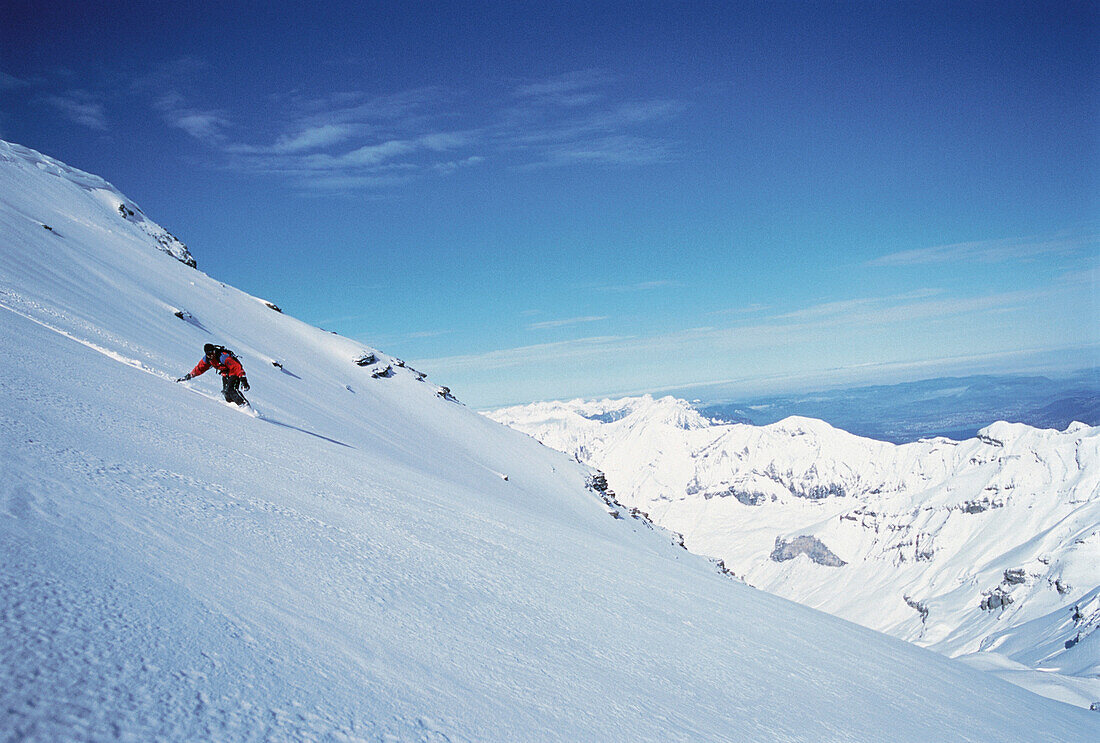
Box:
190, 350, 245, 379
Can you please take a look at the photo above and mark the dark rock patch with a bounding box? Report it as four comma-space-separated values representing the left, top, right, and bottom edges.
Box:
980, 587, 1014, 611
770, 536, 847, 567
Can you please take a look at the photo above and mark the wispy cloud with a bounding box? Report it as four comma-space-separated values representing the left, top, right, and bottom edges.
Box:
500, 71, 682, 168
171, 112, 230, 139
773, 289, 942, 321
343, 139, 416, 165
155, 93, 230, 141
118, 61, 683, 191
434, 155, 485, 174
423, 335, 630, 372
589, 279, 681, 293
867, 231, 1097, 266
536, 135, 673, 166
202, 87, 484, 191
271, 124, 354, 153
425, 285, 1062, 377
295, 172, 416, 192
513, 69, 616, 102
406, 329, 452, 339
527, 315, 609, 330
758, 288, 1053, 336
708, 303, 770, 317
0, 71, 30, 90
419, 131, 472, 150
291, 87, 449, 130
1058, 263, 1100, 289
41, 91, 107, 130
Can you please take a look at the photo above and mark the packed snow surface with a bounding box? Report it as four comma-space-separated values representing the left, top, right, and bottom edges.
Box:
489, 394, 1100, 708
2, 139, 1097, 740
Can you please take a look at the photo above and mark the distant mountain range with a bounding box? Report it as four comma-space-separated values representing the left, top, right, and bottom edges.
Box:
689, 371, 1100, 443
488, 394, 1100, 708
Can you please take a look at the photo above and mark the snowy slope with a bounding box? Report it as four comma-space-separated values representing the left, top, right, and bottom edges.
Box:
488, 395, 1100, 708
1, 140, 1097, 741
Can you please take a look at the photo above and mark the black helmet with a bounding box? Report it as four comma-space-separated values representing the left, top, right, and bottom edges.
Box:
204, 343, 216, 356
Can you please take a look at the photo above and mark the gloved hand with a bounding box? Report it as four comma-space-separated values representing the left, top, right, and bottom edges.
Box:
240, 377, 249, 391
176, 374, 191, 382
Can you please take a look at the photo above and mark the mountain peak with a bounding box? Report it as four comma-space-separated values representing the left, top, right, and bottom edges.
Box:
0, 138, 196, 267
620, 394, 713, 430
765, 415, 848, 438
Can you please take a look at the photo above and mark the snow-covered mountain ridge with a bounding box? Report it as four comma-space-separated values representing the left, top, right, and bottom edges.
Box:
1, 141, 196, 267
2, 139, 1097, 739
488, 394, 1100, 708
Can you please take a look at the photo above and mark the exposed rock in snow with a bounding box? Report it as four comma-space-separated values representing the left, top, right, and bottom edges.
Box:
771, 535, 847, 566
981, 587, 1015, 612
905, 595, 930, 625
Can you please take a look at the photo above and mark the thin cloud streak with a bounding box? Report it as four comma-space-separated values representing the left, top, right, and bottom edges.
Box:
0, 71, 30, 90
425, 335, 631, 372
590, 279, 682, 293
171, 112, 230, 139
538, 135, 674, 166
41, 91, 107, 130
422, 286, 1059, 374
708, 304, 770, 317
868, 231, 1097, 266
513, 69, 617, 99
499, 74, 683, 168
272, 124, 354, 153
774, 289, 942, 321
527, 315, 609, 330
155, 93, 230, 141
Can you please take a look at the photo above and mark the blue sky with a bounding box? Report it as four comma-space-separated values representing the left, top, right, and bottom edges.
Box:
2, 1, 1097, 407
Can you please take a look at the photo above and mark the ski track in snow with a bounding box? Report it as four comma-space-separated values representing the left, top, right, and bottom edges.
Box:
0, 292, 170, 380
0, 297, 363, 443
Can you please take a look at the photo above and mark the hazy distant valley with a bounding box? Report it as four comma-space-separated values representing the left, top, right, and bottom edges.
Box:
683, 371, 1100, 443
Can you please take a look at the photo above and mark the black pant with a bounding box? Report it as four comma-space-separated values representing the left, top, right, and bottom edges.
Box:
222, 375, 247, 405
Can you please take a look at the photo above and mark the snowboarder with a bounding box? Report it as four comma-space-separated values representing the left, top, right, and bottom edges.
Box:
177, 343, 250, 406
